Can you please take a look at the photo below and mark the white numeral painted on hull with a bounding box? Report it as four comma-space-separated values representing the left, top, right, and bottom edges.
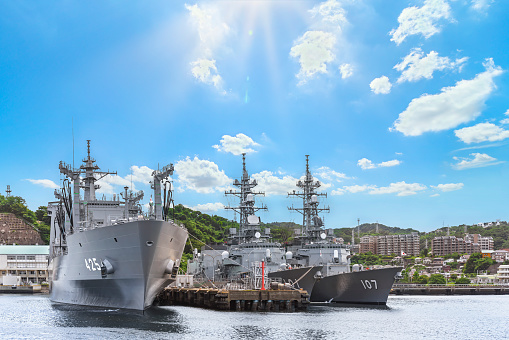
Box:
84, 258, 101, 271
360, 279, 378, 289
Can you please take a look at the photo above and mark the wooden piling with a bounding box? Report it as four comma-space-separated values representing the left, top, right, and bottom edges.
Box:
155, 287, 309, 312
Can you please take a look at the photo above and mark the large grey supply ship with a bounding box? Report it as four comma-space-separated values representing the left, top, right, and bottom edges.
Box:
268, 156, 402, 305
47, 141, 188, 310
187, 154, 320, 286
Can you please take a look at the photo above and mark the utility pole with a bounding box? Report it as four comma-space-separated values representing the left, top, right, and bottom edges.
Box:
357, 218, 360, 238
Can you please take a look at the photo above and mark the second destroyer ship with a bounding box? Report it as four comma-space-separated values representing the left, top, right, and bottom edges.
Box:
268, 156, 402, 305
47, 141, 188, 310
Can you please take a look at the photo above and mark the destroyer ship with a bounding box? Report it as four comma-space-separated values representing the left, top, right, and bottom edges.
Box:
47, 141, 188, 310
268, 156, 402, 305
187, 154, 321, 286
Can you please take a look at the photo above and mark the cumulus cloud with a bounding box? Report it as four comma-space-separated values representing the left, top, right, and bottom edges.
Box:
394, 48, 468, 83
309, 0, 348, 27
452, 153, 503, 170
471, 0, 494, 12
370, 76, 392, 94
369, 181, 427, 196
454, 122, 509, 144
358, 158, 375, 170
186, 3, 229, 93
331, 188, 345, 195
389, 0, 452, 45
251, 171, 300, 196
339, 63, 353, 79
343, 185, 375, 193
500, 109, 509, 125
190, 202, 225, 213
290, 31, 337, 85
190, 59, 225, 94
432, 183, 464, 192
358, 158, 401, 170
315, 166, 348, 182
175, 156, 231, 193
213, 133, 260, 155
392, 58, 504, 136
26, 179, 60, 189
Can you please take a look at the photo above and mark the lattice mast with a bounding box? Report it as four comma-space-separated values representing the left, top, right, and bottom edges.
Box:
59, 140, 117, 227
288, 155, 329, 239
225, 153, 267, 242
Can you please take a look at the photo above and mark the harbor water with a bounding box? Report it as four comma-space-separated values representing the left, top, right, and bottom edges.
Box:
1, 294, 507, 339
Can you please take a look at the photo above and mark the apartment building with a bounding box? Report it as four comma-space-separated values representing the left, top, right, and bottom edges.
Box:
431, 234, 492, 256
360, 232, 420, 256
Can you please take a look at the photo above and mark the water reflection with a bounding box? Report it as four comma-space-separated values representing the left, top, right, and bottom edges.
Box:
50, 303, 187, 333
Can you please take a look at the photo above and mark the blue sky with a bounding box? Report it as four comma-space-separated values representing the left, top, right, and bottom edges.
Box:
1, 0, 508, 231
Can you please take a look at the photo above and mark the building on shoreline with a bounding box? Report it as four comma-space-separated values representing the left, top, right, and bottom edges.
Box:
0, 245, 49, 284
360, 232, 420, 256
431, 234, 493, 256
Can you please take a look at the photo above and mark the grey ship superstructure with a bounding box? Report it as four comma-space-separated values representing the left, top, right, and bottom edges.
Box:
187, 154, 310, 284
268, 156, 402, 305
47, 141, 188, 310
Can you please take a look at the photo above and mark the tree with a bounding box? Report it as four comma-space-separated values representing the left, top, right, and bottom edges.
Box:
417, 275, 428, 284
455, 277, 470, 284
428, 274, 446, 285
420, 248, 429, 257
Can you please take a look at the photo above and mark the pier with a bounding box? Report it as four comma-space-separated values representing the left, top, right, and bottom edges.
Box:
155, 286, 309, 312
391, 284, 509, 295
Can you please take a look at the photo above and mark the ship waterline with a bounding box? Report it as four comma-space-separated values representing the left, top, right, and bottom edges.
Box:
49, 220, 187, 310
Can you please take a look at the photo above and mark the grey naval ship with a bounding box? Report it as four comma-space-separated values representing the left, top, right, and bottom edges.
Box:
268, 156, 402, 305
47, 141, 188, 310
187, 154, 321, 287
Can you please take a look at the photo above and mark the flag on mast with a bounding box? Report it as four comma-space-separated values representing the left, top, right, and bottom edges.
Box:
401, 251, 407, 256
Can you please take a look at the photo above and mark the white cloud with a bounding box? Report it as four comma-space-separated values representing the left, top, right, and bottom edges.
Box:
290, 31, 337, 85
432, 183, 464, 192
454, 122, 509, 144
190, 59, 225, 94
213, 133, 260, 155
251, 171, 300, 196
331, 188, 345, 195
185, 3, 230, 54
25, 179, 59, 189
186, 3, 229, 93
379, 159, 402, 168
389, 0, 452, 45
190, 202, 225, 213
369, 181, 427, 196
339, 63, 353, 79
370, 76, 392, 94
130, 165, 155, 184
309, 0, 348, 27
392, 58, 504, 136
358, 158, 401, 169
394, 48, 467, 83
175, 156, 231, 193
358, 158, 375, 170
471, 0, 494, 11
500, 109, 509, 125
315, 166, 348, 182
343, 185, 375, 193
430, 193, 440, 197
452, 153, 503, 170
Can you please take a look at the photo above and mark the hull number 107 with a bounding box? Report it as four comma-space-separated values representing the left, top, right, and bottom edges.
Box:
360, 279, 378, 290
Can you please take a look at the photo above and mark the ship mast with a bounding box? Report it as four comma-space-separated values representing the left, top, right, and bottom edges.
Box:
59, 140, 117, 228
288, 155, 329, 240
225, 153, 267, 243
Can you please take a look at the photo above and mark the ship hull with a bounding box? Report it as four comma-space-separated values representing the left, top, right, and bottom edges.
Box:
310, 267, 403, 304
267, 266, 323, 295
49, 220, 187, 310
